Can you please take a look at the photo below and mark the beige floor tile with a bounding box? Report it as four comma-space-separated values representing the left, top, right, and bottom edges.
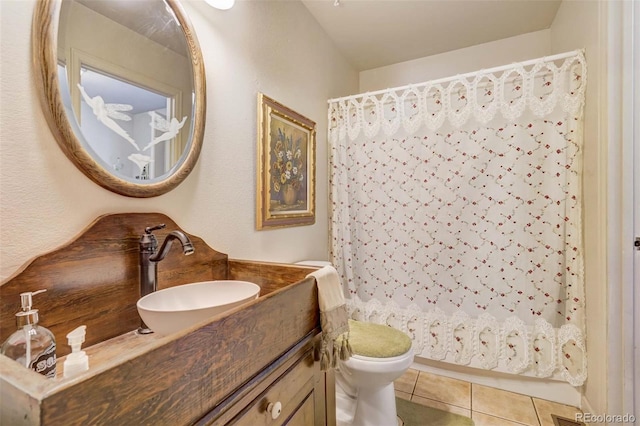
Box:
411, 395, 471, 418
472, 411, 532, 426
396, 390, 412, 401
413, 371, 471, 409
472, 384, 539, 426
395, 368, 419, 394
532, 398, 582, 426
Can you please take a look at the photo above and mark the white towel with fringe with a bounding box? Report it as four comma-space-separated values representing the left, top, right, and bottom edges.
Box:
307, 265, 352, 370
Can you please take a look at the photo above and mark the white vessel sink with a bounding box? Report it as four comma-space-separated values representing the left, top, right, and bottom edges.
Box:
137, 280, 260, 336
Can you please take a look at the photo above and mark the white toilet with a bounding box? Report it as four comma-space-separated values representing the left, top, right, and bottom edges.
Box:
335, 319, 414, 426
296, 261, 414, 426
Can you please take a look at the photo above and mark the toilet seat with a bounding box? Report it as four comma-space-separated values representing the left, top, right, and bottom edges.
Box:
343, 319, 412, 359
350, 352, 413, 363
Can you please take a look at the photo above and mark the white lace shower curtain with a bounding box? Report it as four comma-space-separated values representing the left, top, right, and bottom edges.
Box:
328, 50, 587, 386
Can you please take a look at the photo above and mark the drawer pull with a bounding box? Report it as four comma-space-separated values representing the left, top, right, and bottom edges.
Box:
267, 401, 282, 420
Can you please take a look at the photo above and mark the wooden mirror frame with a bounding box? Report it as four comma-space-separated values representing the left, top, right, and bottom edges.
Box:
32, 0, 206, 198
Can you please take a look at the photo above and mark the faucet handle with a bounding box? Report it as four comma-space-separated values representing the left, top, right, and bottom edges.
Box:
144, 224, 166, 234
141, 224, 165, 252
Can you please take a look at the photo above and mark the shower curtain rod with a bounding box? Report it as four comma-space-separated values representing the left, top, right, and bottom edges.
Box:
327, 49, 583, 104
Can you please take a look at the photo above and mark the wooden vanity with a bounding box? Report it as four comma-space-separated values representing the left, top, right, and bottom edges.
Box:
0, 213, 335, 425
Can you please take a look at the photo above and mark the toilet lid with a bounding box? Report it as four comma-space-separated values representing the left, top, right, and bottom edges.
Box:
340, 319, 412, 358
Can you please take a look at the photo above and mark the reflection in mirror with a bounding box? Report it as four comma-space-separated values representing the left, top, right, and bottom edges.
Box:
75, 67, 185, 180
33, 0, 205, 197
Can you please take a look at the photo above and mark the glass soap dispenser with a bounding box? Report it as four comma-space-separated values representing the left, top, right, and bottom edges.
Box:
0, 289, 57, 378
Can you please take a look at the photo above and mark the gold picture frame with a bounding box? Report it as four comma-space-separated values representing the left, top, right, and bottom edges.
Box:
257, 93, 316, 229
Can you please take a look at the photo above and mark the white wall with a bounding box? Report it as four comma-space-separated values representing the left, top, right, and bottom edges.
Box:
359, 29, 551, 92
549, 0, 608, 416
0, 0, 358, 281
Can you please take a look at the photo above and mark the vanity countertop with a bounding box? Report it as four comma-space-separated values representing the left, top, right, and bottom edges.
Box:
0, 213, 323, 425
1, 264, 320, 425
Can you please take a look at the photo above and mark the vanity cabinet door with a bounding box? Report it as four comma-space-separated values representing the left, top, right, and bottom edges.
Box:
283, 393, 316, 426
230, 349, 324, 426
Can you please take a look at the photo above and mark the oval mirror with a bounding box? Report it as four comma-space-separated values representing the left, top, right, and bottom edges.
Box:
33, 0, 206, 197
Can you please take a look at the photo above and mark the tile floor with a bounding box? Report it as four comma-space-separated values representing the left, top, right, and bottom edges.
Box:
394, 369, 584, 426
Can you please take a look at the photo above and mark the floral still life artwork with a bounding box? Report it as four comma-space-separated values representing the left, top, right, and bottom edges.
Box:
257, 93, 316, 229
270, 125, 307, 210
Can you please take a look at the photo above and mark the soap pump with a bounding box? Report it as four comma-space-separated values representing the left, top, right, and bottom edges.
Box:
63, 325, 89, 378
0, 289, 57, 378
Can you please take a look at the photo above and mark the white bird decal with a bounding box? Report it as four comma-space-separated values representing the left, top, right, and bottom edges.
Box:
77, 84, 139, 151
144, 111, 187, 151
128, 153, 153, 175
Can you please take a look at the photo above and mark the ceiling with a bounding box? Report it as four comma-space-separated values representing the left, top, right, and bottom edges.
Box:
300, 0, 562, 71
76, 0, 187, 55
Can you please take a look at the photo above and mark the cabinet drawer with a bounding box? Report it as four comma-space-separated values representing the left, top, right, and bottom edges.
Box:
231, 350, 316, 426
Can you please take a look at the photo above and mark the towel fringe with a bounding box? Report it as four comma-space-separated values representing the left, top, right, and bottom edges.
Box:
320, 351, 330, 371
340, 334, 353, 360
332, 342, 340, 368
318, 333, 354, 371
320, 337, 330, 370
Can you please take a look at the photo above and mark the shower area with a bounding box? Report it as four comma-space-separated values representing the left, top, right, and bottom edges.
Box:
327, 51, 588, 390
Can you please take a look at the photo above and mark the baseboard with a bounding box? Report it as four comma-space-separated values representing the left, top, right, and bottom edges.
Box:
580, 395, 594, 416
411, 357, 582, 408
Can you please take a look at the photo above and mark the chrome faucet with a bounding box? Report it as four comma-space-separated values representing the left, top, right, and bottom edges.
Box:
138, 224, 194, 334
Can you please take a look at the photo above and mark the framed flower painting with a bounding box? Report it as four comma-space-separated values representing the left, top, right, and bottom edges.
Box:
256, 93, 316, 229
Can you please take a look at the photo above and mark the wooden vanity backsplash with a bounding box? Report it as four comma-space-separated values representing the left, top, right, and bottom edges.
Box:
0, 213, 313, 356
